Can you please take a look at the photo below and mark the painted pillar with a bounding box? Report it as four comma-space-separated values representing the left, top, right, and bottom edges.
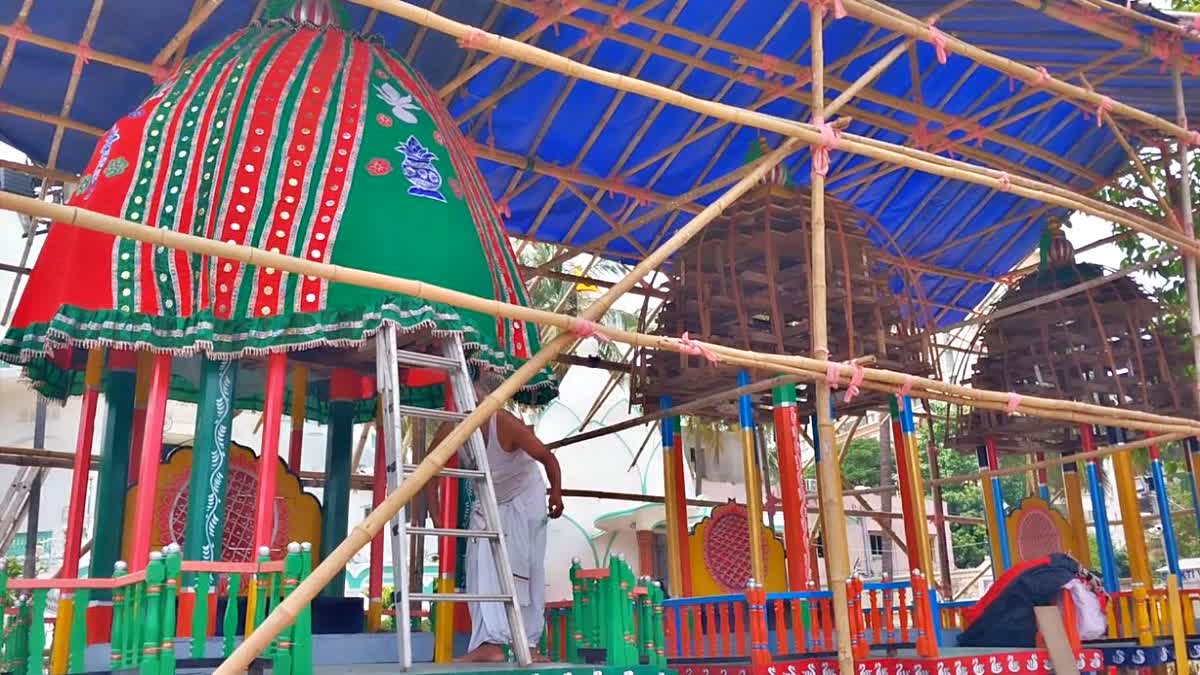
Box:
659, 396, 691, 597
737, 371, 766, 584
320, 368, 357, 596
889, 397, 923, 574
127, 351, 154, 485
1081, 425, 1118, 592
1185, 438, 1200, 541
63, 348, 104, 578
52, 349, 103, 672
636, 530, 655, 577
1106, 427, 1152, 588
974, 443, 1005, 578
1148, 442, 1181, 577
808, 413, 826, 585
925, 432, 954, 594
252, 353, 288, 557
130, 353, 173, 570
367, 415, 386, 632
287, 366, 308, 472
184, 359, 238, 566
89, 352, 137, 589
1034, 452, 1051, 502
772, 383, 810, 590
1060, 450, 1091, 567
659, 399, 682, 597
433, 383, 461, 663
983, 436, 1012, 571
899, 397, 934, 581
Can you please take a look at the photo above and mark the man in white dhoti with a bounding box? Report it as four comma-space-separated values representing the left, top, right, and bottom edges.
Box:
429, 370, 564, 663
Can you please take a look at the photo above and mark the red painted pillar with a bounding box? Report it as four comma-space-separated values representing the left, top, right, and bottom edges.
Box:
62, 349, 104, 578
888, 396, 922, 573
252, 352, 288, 556
772, 384, 810, 590
669, 417, 692, 596
129, 353, 172, 570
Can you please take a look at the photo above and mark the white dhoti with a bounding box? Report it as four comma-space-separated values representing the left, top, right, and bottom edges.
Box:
466, 483, 548, 651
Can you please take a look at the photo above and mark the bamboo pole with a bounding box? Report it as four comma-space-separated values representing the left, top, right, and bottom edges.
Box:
3, 193, 1200, 439
345, 0, 1200, 258
0, 23, 160, 75
809, 9, 854, 675
843, 0, 1194, 144
210, 134, 801, 675
154, 0, 225, 65
0, 158, 76, 184
1173, 67, 1200, 422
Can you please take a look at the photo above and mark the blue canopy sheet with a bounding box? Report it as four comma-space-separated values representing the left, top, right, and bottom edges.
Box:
1, 0, 1196, 325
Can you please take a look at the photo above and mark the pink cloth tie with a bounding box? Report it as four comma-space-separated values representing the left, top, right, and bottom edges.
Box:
898, 374, 915, 397
810, 118, 841, 178
1004, 392, 1023, 414
568, 318, 610, 342
928, 23, 949, 65
679, 332, 720, 365
843, 364, 866, 403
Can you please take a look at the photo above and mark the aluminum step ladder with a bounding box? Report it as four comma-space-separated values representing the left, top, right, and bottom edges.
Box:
0, 465, 47, 554
375, 327, 531, 669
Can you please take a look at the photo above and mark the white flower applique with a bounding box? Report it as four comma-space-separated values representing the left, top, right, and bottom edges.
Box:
374, 82, 421, 124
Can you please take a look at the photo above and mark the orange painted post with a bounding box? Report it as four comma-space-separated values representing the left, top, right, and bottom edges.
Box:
748, 583, 769, 666
718, 601, 731, 657
822, 597, 834, 649
130, 353, 172, 570
703, 602, 715, 657
734, 600, 746, 657
253, 353, 288, 557
790, 598, 804, 654
869, 588, 881, 645
883, 582, 895, 643
772, 598, 787, 655
898, 588, 909, 642
664, 609, 676, 659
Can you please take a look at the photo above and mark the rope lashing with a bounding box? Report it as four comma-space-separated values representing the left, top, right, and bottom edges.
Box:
456, 27, 487, 50
898, 374, 915, 397
1095, 95, 1114, 127
996, 172, 1012, 192
806, 0, 847, 20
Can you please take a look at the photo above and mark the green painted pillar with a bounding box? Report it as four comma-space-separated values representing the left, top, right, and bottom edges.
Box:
184, 359, 239, 567
320, 370, 357, 597
88, 353, 137, 597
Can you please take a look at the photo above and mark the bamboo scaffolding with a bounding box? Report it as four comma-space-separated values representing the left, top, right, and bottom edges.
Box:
46, 0, 105, 171
0, 158, 75, 184
3, 191, 1199, 438
344, 0, 1199, 259
0, 22, 160, 75
842, 0, 1193, 144
209, 126, 800, 675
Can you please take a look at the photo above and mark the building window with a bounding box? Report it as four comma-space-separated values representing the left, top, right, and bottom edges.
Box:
869, 534, 885, 558
814, 535, 824, 558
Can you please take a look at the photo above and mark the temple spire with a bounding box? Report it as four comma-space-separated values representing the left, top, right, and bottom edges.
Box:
265, 0, 345, 27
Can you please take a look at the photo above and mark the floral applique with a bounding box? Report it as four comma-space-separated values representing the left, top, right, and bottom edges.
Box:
366, 158, 392, 176
374, 82, 421, 124
104, 157, 129, 178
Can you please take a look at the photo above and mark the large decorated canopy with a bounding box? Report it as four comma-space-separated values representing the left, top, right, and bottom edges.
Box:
0, 0, 557, 412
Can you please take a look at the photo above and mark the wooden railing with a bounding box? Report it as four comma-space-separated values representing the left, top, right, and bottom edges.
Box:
659, 577, 942, 664
0, 543, 315, 675
1106, 586, 1200, 642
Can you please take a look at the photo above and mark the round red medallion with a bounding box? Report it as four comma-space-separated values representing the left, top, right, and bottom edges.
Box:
376, 112, 393, 128
366, 158, 393, 176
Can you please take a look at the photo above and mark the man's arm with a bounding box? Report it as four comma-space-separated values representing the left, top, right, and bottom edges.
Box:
499, 412, 564, 518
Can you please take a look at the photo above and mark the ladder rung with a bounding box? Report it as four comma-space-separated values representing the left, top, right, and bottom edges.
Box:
410, 593, 514, 603
406, 527, 498, 539
401, 464, 485, 480
395, 404, 467, 423
395, 349, 463, 372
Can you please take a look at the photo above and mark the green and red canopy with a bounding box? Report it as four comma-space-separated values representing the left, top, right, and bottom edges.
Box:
0, 1, 557, 415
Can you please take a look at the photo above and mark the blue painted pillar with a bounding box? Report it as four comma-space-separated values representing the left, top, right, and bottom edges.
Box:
982, 437, 1012, 570
1149, 442, 1181, 577
1082, 424, 1119, 592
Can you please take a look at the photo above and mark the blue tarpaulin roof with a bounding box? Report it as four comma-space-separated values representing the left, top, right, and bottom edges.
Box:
1, 0, 1197, 325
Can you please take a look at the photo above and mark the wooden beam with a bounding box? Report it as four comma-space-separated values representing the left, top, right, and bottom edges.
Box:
154, 0, 225, 65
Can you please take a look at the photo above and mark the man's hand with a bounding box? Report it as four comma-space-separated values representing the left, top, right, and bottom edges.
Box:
548, 489, 564, 519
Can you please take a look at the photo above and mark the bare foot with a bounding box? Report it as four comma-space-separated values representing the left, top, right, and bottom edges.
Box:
531, 650, 552, 663
455, 643, 508, 663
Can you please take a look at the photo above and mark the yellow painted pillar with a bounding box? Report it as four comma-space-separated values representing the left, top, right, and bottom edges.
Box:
1168, 575, 1189, 672
1060, 451, 1090, 566
1111, 447, 1152, 586
49, 598, 74, 674
737, 371, 766, 584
